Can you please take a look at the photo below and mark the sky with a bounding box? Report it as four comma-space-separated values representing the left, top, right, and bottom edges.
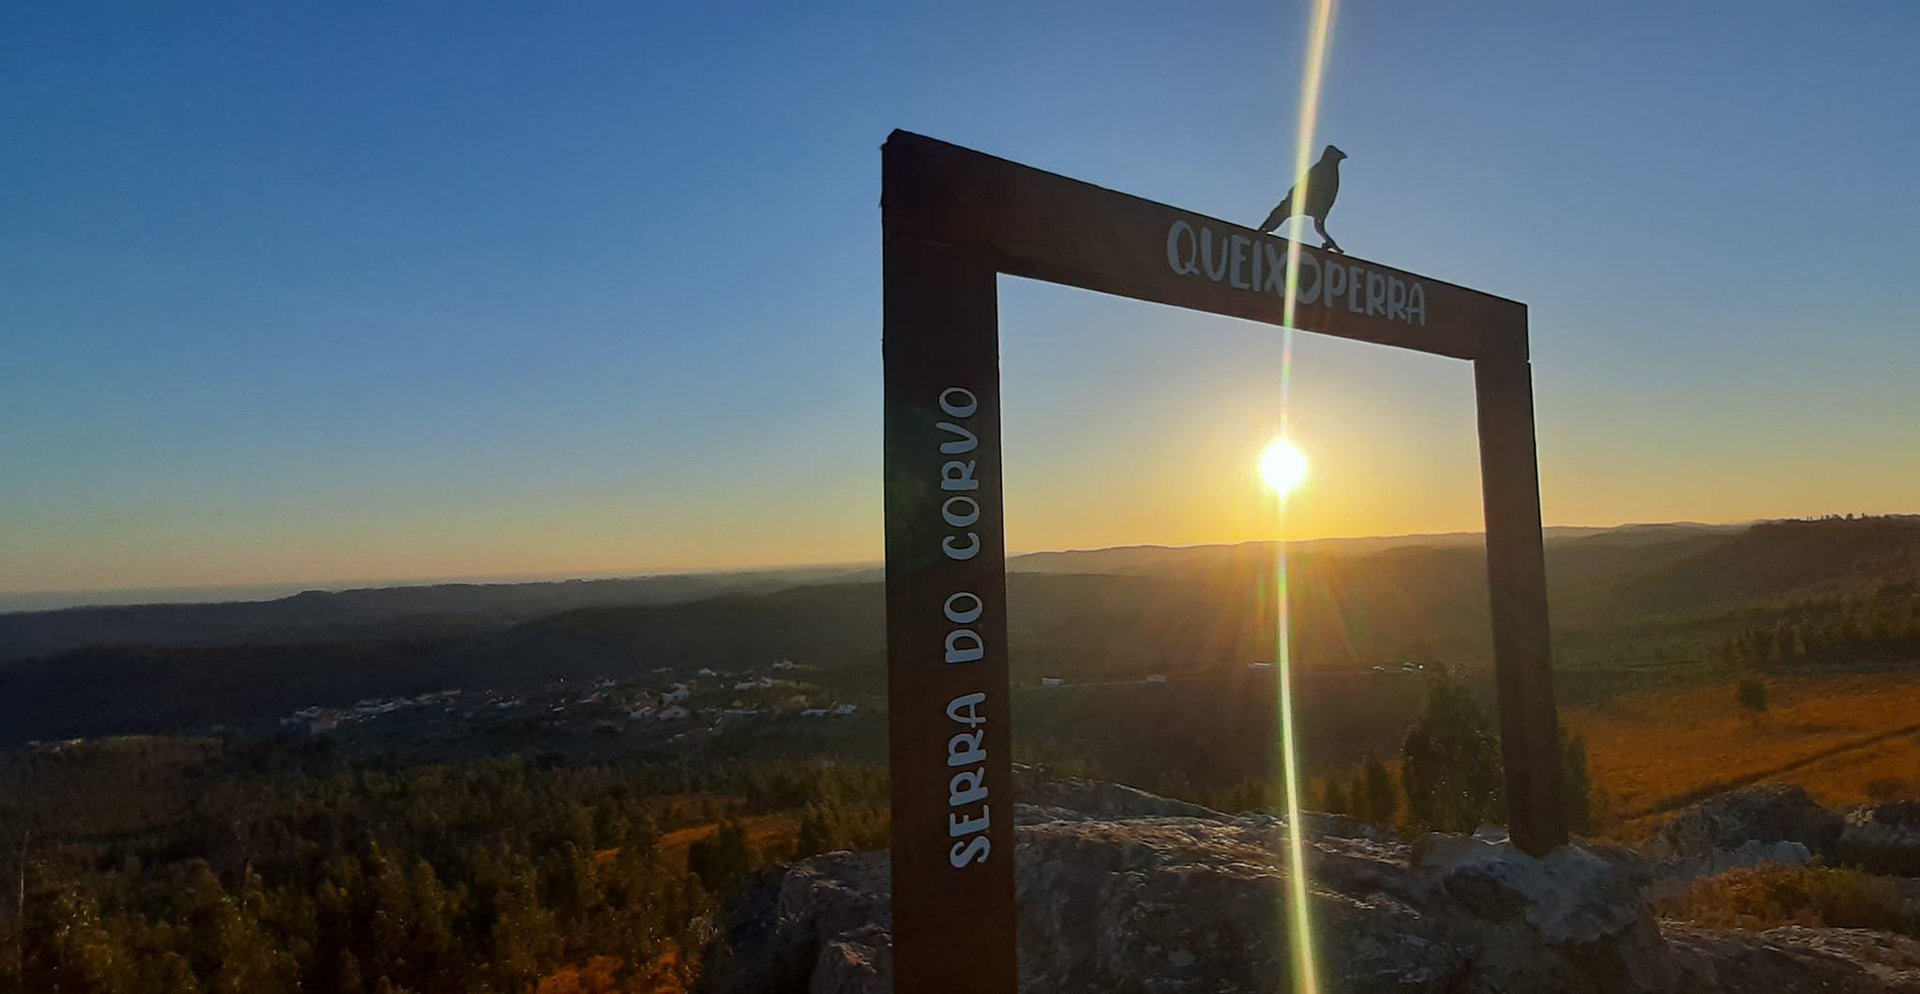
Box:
3, 2, 1917, 604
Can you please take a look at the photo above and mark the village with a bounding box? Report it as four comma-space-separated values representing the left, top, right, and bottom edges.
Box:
275, 654, 1431, 738
272, 658, 865, 758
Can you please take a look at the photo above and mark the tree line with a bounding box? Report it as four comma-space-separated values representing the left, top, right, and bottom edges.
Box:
1140, 672, 1596, 836
1720, 581, 1920, 671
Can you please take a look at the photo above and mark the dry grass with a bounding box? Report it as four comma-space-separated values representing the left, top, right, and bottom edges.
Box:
1564, 671, 1920, 830
533, 950, 693, 994
1651, 863, 1913, 935
656, 814, 798, 867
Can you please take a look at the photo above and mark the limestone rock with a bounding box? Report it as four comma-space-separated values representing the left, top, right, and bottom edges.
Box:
1643, 839, 1817, 904
1666, 922, 1920, 992
698, 773, 1916, 993
1650, 784, 1844, 860
1012, 814, 1462, 992
701, 851, 891, 994
809, 924, 891, 994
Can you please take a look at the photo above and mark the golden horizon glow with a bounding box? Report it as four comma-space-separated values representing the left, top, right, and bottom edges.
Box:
1259, 437, 1311, 496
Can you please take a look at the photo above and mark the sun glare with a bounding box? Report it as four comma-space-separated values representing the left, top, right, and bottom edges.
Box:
1259, 437, 1310, 496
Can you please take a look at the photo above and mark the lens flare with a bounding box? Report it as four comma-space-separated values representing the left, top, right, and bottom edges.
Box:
1259, 438, 1310, 495
1275, 2, 1339, 992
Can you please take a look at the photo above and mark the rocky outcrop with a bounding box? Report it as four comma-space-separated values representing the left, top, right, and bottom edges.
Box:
1011, 813, 1465, 991
698, 771, 1920, 993
1649, 784, 1844, 860
1667, 923, 1920, 992
699, 851, 891, 994
1841, 802, 1920, 877
1642, 839, 1818, 904
1008, 765, 1224, 823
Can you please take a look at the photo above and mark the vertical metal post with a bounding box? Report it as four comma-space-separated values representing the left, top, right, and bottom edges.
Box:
1474, 350, 1568, 856
882, 228, 1019, 993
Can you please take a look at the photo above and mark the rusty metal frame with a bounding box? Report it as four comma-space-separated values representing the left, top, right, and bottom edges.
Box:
882, 130, 1562, 993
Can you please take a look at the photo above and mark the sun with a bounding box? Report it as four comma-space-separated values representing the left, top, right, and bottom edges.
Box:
1259, 437, 1310, 496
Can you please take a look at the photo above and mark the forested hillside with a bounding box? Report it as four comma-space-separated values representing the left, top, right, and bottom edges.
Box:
0, 567, 861, 663
4, 517, 1917, 747
0, 738, 885, 993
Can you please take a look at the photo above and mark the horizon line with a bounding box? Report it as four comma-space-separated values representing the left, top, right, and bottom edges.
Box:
10, 512, 1905, 614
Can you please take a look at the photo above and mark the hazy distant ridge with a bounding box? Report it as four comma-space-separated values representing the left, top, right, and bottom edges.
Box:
0, 566, 864, 663
3, 517, 1916, 746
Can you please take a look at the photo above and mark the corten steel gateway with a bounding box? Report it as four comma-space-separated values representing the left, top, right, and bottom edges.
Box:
881, 130, 1565, 993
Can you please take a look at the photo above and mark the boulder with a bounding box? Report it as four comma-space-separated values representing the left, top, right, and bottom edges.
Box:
1650, 784, 1844, 860
700, 851, 891, 994
1426, 832, 1674, 993
1643, 840, 1817, 904
808, 924, 891, 994
1840, 802, 1920, 876
1012, 814, 1468, 992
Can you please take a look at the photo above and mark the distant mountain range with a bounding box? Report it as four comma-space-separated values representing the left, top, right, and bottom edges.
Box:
1006, 522, 1745, 575
0, 565, 869, 663
0, 522, 1748, 662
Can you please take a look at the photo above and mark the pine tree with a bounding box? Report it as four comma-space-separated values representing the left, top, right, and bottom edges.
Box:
1400, 675, 1504, 833
794, 802, 843, 859
1362, 754, 1397, 826
688, 819, 758, 895
1346, 770, 1371, 822
1320, 777, 1349, 816
1559, 732, 1593, 834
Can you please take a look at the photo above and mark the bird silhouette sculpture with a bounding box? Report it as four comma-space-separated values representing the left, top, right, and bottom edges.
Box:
1259, 144, 1347, 254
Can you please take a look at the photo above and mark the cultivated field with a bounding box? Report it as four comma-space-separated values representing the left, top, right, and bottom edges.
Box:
1566, 670, 1920, 830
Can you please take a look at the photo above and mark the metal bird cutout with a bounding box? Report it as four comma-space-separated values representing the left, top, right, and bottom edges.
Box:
1259, 144, 1347, 254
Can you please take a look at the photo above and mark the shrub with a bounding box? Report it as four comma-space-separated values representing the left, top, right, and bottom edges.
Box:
794, 801, 843, 859
1401, 675, 1504, 833
687, 818, 758, 894
1361, 754, 1396, 826
1737, 678, 1769, 713
1321, 776, 1349, 816
1561, 731, 1593, 834
1652, 863, 1912, 935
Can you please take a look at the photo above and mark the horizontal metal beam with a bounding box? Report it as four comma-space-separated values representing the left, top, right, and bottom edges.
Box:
883, 129, 1526, 362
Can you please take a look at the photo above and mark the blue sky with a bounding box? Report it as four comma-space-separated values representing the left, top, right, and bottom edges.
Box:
3, 2, 1917, 600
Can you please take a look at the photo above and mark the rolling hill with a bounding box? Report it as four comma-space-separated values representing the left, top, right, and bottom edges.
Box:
2, 516, 1915, 746
0, 566, 865, 663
